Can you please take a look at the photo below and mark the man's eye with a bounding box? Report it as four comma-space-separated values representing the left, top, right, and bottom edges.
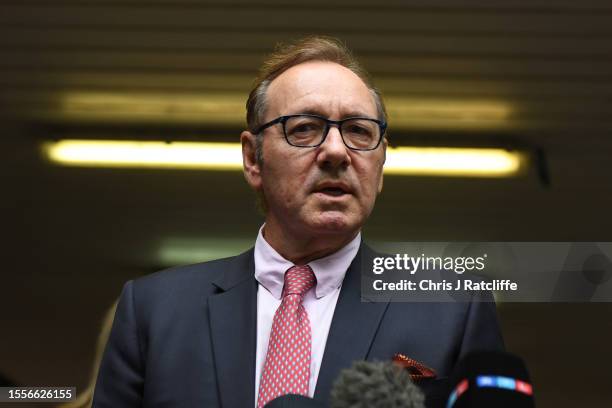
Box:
346, 125, 372, 137
289, 121, 322, 135
294, 124, 317, 132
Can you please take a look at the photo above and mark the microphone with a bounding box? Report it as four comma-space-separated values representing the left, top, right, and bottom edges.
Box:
447, 351, 535, 408
264, 394, 325, 408
330, 360, 426, 408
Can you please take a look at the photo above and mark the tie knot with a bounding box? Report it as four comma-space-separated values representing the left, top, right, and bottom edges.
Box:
282, 265, 316, 298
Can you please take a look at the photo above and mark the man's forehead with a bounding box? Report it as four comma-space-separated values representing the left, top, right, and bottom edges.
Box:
265, 61, 377, 118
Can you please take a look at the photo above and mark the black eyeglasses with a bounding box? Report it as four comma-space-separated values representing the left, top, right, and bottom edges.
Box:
253, 114, 387, 151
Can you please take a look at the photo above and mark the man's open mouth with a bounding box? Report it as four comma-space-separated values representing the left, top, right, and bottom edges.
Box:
319, 187, 347, 196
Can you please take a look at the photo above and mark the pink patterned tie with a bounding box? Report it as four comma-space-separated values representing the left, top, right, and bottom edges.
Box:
257, 265, 316, 408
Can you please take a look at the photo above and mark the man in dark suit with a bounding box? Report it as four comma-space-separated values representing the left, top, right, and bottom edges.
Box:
93, 36, 503, 408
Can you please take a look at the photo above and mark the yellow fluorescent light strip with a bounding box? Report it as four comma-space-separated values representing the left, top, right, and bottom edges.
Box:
384, 147, 524, 177
44, 140, 243, 170
43, 140, 524, 177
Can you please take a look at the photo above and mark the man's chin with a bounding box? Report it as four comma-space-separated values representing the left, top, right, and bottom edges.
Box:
307, 211, 360, 235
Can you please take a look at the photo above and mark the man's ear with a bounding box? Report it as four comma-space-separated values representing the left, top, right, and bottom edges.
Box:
377, 137, 387, 194
241, 130, 262, 191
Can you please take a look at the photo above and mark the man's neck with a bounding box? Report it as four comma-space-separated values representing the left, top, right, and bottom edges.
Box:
262, 222, 359, 265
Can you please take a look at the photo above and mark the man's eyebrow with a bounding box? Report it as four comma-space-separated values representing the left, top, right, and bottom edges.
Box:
342, 110, 374, 118
292, 109, 326, 117
290, 109, 374, 119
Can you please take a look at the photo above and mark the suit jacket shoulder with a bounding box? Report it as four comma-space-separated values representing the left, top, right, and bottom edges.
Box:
93, 248, 258, 408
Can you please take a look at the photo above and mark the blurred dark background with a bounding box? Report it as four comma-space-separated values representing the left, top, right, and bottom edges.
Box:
1, 1, 611, 407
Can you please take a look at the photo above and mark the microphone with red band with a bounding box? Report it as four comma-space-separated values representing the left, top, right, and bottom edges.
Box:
447, 351, 535, 408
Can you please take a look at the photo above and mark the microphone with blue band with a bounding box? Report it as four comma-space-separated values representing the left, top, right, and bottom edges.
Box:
446, 351, 535, 408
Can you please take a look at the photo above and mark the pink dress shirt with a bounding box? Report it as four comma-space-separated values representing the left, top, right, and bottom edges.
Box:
253, 225, 361, 405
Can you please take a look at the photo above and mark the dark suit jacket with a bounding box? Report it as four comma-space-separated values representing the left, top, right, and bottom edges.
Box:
93, 243, 504, 408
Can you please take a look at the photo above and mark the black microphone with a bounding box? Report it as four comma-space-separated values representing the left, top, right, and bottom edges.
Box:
330, 360, 426, 408
264, 394, 326, 408
447, 351, 535, 408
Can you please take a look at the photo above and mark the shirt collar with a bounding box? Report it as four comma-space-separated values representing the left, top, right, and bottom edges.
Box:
254, 225, 361, 300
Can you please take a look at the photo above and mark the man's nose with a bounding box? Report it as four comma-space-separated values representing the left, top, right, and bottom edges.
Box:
316, 125, 351, 168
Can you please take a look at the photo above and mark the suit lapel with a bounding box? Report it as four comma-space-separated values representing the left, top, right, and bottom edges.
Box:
208, 249, 258, 408
314, 243, 390, 403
